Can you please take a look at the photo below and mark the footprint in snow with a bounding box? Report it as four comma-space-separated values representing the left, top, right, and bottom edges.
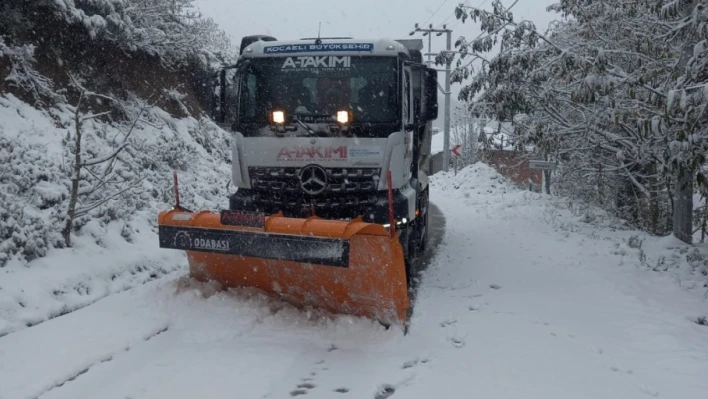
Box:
450, 336, 466, 348
297, 383, 316, 389
402, 358, 429, 369
291, 381, 317, 396
611, 366, 633, 375
402, 360, 417, 369
639, 387, 660, 397
374, 385, 396, 399
440, 319, 457, 327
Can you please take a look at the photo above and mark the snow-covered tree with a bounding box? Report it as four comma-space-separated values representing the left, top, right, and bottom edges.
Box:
448, 0, 708, 235
48, 0, 235, 66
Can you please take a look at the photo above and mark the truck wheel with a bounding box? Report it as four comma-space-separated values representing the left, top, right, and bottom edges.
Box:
419, 190, 430, 252
404, 227, 418, 287
420, 206, 429, 252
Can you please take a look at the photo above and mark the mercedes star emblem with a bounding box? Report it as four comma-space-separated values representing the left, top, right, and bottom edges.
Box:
299, 165, 328, 195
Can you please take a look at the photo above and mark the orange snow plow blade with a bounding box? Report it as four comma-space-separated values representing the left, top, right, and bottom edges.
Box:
158, 209, 409, 325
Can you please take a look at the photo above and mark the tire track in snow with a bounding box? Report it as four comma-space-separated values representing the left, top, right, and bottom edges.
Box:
0, 262, 179, 339
33, 327, 169, 399
0, 280, 171, 399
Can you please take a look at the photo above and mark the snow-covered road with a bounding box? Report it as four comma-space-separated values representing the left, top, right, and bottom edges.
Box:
2, 165, 707, 399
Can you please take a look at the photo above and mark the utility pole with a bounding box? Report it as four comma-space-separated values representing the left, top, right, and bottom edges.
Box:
427, 24, 433, 65
410, 23, 453, 172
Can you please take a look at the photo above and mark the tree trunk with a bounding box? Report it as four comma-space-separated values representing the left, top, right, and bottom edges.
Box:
544, 170, 551, 195
673, 167, 693, 244
62, 99, 83, 247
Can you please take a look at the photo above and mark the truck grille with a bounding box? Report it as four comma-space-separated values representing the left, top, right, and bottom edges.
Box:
248, 167, 381, 210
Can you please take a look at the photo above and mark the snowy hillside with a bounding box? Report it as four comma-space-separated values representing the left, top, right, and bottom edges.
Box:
0, 93, 232, 337
1, 163, 706, 399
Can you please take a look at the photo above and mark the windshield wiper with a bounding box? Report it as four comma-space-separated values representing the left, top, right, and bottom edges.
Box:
292, 116, 321, 137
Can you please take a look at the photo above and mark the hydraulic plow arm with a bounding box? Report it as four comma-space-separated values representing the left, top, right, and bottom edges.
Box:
158, 210, 410, 326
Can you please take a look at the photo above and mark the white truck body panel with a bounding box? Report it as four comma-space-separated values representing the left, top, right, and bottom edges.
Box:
231, 131, 411, 193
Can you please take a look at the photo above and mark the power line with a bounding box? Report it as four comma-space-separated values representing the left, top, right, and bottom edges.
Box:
435, 7, 461, 27
437, 12, 457, 28
420, 0, 450, 27
435, 0, 488, 28
435, 0, 467, 27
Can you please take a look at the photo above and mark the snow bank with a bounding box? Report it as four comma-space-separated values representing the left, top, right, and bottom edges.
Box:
431, 162, 708, 293
0, 93, 232, 337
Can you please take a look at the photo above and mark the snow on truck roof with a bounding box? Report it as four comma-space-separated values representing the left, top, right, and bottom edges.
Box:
241, 38, 413, 58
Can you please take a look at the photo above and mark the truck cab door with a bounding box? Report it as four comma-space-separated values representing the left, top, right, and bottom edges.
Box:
215, 65, 241, 129
402, 67, 411, 130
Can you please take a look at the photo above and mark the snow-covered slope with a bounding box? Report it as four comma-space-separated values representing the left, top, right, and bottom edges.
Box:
0, 94, 232, 337
1, 163, 706, 399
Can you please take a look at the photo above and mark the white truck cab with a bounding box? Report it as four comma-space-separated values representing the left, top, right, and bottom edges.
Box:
215, 35, 438, 268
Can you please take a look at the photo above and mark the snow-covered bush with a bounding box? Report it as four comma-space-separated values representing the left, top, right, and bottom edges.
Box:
0, 93, 232, 267
0, 136, 66, 266
0, 90, 233, 334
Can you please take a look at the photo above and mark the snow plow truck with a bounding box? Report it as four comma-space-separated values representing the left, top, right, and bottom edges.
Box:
158, 35, 439, 326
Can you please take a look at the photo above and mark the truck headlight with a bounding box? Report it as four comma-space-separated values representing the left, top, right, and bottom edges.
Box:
336, 111, 350, 124
271, 110, 285, 124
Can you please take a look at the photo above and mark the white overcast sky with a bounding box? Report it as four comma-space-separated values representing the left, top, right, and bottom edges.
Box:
194, 0, 558, 50
193, 0, 559, 113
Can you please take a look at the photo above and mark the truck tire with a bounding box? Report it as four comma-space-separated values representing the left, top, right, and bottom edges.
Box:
419, 210, 429, 253
420, 190, 430, 252
405, 188, 429, 286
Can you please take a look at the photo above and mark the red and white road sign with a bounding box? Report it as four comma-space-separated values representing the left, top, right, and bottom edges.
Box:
451, 144, 462, 157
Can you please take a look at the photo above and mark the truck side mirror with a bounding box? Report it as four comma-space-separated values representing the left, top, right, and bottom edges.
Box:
423, 68, 439, 121
214, 61, 250, 128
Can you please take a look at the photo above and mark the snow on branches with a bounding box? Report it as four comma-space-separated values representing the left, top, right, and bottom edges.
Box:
43, 0, 235, 66
450, 0, 708, 235
0, 38, 60, 105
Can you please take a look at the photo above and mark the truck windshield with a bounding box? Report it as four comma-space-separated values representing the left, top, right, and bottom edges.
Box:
237, 56, 398, 129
